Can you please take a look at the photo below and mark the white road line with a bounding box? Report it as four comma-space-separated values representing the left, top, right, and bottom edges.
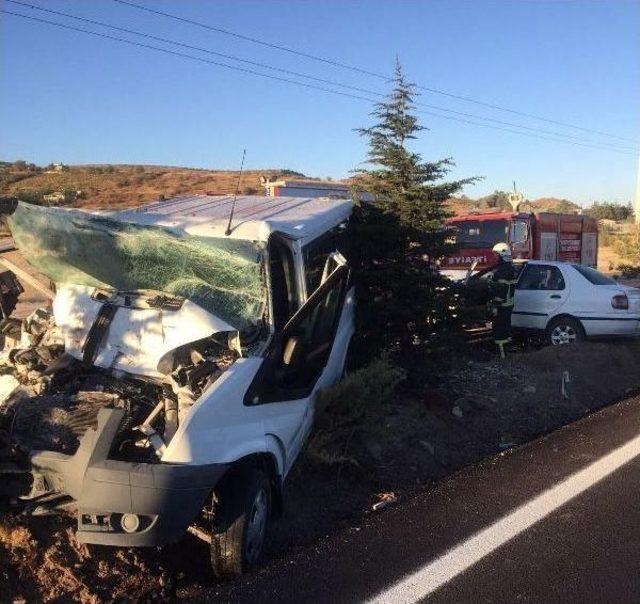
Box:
368, 432, 640, 604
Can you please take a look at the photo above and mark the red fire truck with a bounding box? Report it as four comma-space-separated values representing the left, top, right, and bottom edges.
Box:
442, 210, 599, 280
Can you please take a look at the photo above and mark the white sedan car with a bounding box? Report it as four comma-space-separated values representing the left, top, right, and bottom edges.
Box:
511, 261, 640, 345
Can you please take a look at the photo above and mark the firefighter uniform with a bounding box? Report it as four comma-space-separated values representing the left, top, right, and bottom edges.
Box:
489, 259, 517, 357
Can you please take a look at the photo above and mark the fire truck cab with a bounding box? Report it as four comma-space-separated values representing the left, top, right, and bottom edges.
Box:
442, 211, 598, 280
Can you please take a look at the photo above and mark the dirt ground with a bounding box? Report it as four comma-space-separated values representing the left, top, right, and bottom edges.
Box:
2, 337, 640, 602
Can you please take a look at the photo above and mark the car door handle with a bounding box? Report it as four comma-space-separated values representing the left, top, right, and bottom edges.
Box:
550, 294, 561, 299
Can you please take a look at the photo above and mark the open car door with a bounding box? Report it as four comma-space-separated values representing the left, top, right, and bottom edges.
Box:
320, 251, 348, 285
244, 263, 352, 471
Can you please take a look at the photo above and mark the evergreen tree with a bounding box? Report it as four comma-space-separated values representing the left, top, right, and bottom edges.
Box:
351, 61, 478, 368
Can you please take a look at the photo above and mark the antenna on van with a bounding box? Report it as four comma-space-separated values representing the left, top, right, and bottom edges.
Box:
225, 148, 246, 236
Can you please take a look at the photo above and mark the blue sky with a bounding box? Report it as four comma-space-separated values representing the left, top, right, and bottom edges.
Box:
1, 0, 639, 204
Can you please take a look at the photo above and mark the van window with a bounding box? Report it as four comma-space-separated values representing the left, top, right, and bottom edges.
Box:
245, 265, 350, 404
302, 224, 349, 295
269, 237, 298, 330
517, 264, 565, 290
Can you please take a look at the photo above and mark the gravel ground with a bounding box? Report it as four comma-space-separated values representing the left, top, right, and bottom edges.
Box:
3, 339, 640, 602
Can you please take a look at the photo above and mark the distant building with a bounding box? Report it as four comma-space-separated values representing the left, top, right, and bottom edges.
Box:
45, 163, 67, 174
262, 177, 373, 201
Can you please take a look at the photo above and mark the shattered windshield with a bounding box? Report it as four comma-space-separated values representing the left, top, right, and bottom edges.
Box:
8, 202, 267, 331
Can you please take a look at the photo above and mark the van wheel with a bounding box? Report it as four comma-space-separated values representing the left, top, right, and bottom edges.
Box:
210, 468, 271, 580
546, 317, 584, 346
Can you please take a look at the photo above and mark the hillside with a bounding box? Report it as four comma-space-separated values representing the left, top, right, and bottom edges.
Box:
446, 194, 581, 216
0, 162, 307, 210
525, 197, 581, 213
2, 162, 584, 217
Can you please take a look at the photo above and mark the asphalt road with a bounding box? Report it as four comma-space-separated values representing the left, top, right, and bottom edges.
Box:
209, 393, 640, 603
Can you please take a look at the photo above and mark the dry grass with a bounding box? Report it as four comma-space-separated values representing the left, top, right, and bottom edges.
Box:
1, 164, 307, 210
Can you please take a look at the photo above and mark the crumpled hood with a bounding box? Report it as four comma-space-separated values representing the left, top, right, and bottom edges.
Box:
53, 284, 236, 378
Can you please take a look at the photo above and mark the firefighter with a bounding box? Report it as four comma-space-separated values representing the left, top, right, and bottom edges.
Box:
489, 243, 517, 358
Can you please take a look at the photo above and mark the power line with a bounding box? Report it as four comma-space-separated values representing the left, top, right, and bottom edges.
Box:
1, 8, 637, 157
6, 0, 639, 153
112, 0, 639, 145
0, 9, 375, 101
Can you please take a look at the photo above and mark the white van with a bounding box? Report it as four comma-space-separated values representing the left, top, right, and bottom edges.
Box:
2, 195, 354, 578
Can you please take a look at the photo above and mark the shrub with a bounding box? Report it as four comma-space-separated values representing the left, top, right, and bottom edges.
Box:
617, 263, 640, 278
15, 189, 45, 205
61, 187, 78, 205
612, 226, 640, 266
305, 359, 405, 468
599, 224, 614, 247
584, 201, 634, 221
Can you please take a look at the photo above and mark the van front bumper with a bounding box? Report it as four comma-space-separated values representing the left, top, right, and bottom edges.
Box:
29, 407, 228, 547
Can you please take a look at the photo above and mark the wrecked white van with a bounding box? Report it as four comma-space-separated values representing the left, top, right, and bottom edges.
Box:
0, 195, 354, 578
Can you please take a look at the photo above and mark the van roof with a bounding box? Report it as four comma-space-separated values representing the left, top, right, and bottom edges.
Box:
114, 194, 353, 242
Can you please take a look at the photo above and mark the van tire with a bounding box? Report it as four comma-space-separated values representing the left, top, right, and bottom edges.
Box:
210, 468, 271, 580
546, 316, 584, 346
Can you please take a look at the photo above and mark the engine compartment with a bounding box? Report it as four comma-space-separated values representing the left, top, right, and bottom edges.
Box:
0, 305, 236, 498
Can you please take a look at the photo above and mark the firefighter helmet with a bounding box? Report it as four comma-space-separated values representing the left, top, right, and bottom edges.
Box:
493, 243, 512, 262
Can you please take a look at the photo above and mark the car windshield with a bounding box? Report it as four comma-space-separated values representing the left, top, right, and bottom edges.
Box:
453, 219, 509, 248
8, 202, 268, 331
572, 264, 617, 285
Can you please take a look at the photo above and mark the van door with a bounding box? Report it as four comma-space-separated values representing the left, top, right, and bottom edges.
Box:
512, 264, 569, 330
244, 264, 351, 472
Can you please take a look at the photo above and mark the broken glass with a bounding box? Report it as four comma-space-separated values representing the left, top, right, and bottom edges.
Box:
8, 202, 267, 330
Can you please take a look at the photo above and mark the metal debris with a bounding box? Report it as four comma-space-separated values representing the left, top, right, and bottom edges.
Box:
0, 305, 236, 468
372, 491, 397, 512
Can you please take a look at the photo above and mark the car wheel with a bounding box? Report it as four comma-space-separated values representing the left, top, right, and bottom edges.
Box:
210, 467, 272, 579
546, 317, 584, 346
